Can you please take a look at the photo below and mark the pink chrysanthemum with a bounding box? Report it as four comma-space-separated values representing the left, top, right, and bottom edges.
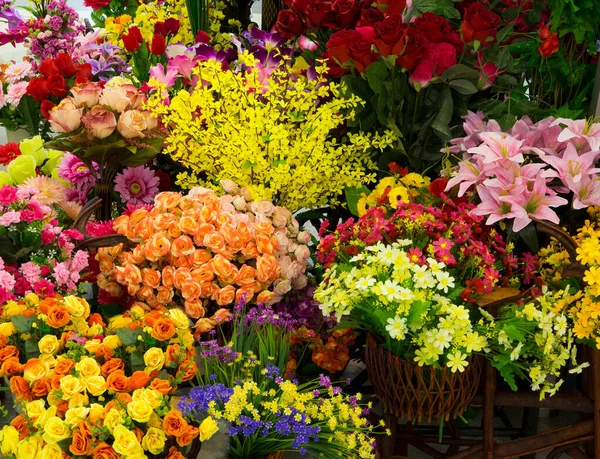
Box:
114, 165, 160, 206
22, 176, 66, 205
86, 220, 116, 237
58, 153, 97, 185
4, 61, 34, 84
58, 200, 83, 220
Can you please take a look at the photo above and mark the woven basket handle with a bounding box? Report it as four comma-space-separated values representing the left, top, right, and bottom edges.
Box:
71, 197, 130, 251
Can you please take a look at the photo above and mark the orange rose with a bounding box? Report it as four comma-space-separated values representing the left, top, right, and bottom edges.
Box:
93, 442, 120, 459
153, 212, 177, 230
212, 254, 236, 279
0, 357, 23, 376
166, 344, 182, 366
180, 279, 201, 301
54, 358, 76, 376
184, 300, 206, 319
242, 241, 260, 258
136, 285, 156, 303
95, 345, 113, 361
194, 223, 215, 244
257, 290, 276, 304
176, 425, 199, 447
11, 414, 29, 440
97, 255, 114, 274
212, 308, 233, 323
166, 446, 186, 459
142, 310, 164, 327
133, 427, 144, 443
51, 374, 62, 391
145, 232, 172, 261
88, 313, 106, 327
178, 215, 198, 235
200, 206, 218, 224
212, 285, 236, 306
177, 360, 197, 382
101, 358, 125, 377
151, 319, 176, 341
193, 318, 218, 335
156, 286, 175, 305
255, 220, 275, 235
105, 393, 133, 413
38, 296, 61, 314
129, 208, 149, 225
0, 335, 7, 349
198, 282, 219, 299
235, 287, 255, 304
203, 231, 226, 253
10, 376, 31, 402
106, 370, 129, 392
172, 268, 192, 290
113, 215, 131, 235
149, 378, 173, 395
172, 235, 195, 257
191, 249, 211, 267
128, 371, 151, 390
255, 234, 275, 255
163, 410, 188, 436
32, 377, 51, 398
256, 254, 280, 283
191, 264, 215, 284
0, 345, 18, 363
55, 400, 69, 418
142, 269, 161, 289
70, 428, 93, 456
123, 264, 143, 285
47, 306, 71, 328
237, 222, 253, 243
237, 265, 257, 286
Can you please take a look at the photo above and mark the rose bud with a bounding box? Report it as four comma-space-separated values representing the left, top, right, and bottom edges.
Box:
122, 26, 144, 52
151, 34, 166, 55
48, 98, 83, 133
82, 106, 117, 138
38, 58, 60, 77
71, 82, 101, 108
54, 53, 77, 78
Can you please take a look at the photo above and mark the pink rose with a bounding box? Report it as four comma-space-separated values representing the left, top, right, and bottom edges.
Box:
82, 106, 117, 138
144, 111, 158, 130
271, 213, 288, 228
122, 84, 146, 109
71, 83, 101, 108
273, 279, 292, 296
220, 179, 240, 193
294, 245, 311, 261
240, 187, 253, 201
273, 208, 292, 226
117, 110, 148, 139
48, 98, 83, 133
99, 85, 131, 112
297, 230, 311, 244
250, 201, 275, 216
232, 195, 247, 211
292, 274, 308, 289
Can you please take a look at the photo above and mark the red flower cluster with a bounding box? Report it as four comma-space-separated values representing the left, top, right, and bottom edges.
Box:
459, 3, 501, 45
538, 26, 559, 58
122, 20, 180, 56
83, 0, 110, 11
0, 142, 21, 166
25, 53, 92, 116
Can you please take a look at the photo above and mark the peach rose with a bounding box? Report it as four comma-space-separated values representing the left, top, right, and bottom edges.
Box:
273, 279, 292, 296
156, 286, 174, 305
212, 285, 236, 306
162, 266, 175, 288
172, 235, 195, 257
198, 282, 219, 299
194, 223, 216, 243
257, 290, 276, 304
180, 279, 201, 301
149, 378, 172, 396
71, 83, 101, 108
117, 110, 148, 138
178, 216, 198, 236
48, 97, 83, 133
127, 371, 151, 390
163, 410, 188, 436
46, 306, 71, 328
82, 106, 117, 139
255, 220, 275, 235
236, 265, 257, 286
151, 319, 176, 341
212, 254, 236, 279
256, 254, 281, 283
145, 233, 171, 261
99, 85, 131, 112
256, 234, 275, 255
220, 179, 239, 193
93, 442, 120, 459
250, 201, 275, 216
184, 300, 205, 319
242, 241, 260, 258
106, 370, 129, 392
142, 269, 161, 289
176, 425, 199, 447
203, 231, 226, 253
191, 264, 215, 284
155, 192, 182, 210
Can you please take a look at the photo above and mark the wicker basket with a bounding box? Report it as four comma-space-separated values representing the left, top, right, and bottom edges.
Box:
365, 333, 482, 423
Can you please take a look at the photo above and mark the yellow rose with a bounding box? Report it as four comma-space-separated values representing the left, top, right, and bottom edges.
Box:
65, 407, 90, 426
104, 408, 124, 433
127, 400, 153, 423
23, 358, 49, 383
86, 375, 107, 396
60, 375, 84, 399
83, 339, 102, 354
47, 391, 62, 406
0, 322, 17, 337
41, 443, 64, 459
39, 353, 57, 368
103, 335, 123, 350
112, 425, 143, 456
73, 318, 90, 336
76, 357, 101, 378
68, 392, 89, 409
87, 323, 104, 337
179, 330, 195, 349
63, 296, 88, 318
0, 425, 19, 455
169, 308, 189, 329
89, 403, 105, 426
41, 417, 71, 444
144, 348, 165, 373
141, 427, 166, 455
17, 434, 42, 459
127, 453, 149, 459
199, 416, 219, 441
38, 335, 60, 355
2, 301, 25, 318
129, 305, 146, 320
25, 400, 46, 419
133, 388, 163, 409
109, 315, 132, 331
24, 293, 40, 305
147, 412, 162, 429
36, 405, 57, 428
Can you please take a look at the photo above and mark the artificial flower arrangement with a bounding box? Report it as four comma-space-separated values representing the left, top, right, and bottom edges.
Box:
0, 136, 64, 186
444, 112, 600, 233
96, 182, 311, 325
146, 53, 395, 210
183, 301, 384, 459
0, 185, 90, 302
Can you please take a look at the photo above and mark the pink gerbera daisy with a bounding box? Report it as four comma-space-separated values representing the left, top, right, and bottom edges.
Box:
114, 165, 160, 206
58, 153, 98, 185
22, 176, 66, 205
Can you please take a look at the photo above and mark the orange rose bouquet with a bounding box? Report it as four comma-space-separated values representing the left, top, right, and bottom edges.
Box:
96, 181, 311, 328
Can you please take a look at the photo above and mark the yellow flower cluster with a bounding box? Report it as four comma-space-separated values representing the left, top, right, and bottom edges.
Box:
357, 173, 431, 216
147, 57, 394, 210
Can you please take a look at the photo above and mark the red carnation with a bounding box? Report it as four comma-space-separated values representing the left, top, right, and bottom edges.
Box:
83, 0, 110, 10
0, 142, 21, 166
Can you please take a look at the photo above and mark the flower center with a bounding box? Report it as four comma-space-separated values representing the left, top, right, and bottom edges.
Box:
76, 166, 87, 172
130, 182, 142, 194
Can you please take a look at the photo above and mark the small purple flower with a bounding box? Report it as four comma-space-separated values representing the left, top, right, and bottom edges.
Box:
319, 374, 331, 388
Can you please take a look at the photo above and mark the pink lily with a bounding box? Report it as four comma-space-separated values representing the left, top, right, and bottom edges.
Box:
149, 63, 178, 87
553, 118, 600, 152
471, 184, 528, 228
571, 175, 600, 209
539, 141, 600, 189
445, 155, 490, 196
468, 132, 525, 165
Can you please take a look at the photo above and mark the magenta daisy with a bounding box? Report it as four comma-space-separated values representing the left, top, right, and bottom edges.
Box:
114, 165, 160, 206
58, 153, 97, 185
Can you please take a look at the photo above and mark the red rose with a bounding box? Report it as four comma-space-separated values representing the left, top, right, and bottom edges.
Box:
429, 178, 449, 197
154, 18, 181, 37
375, 0, 406, 16
195, 30, 211, 43
538, 26, 550, 40
414, 12, 462, 52
75, 63, 93, 81
47, 74, 67, 98
273, 10, 306, 39
332, 0, 361, 29
409, 42, 456, 88
54, 53, 77, 78
349, 37, 378, 73
0, 142, 21, 166
357, 8, 385, 27
373, 14, 407, 57
538, 32, 559, 58
122, 26, 144, 52
151, 34, 166, 55
460, 3, 501, 45
395, 27, 428, 71
83, 0, 110, 10
38, 59, 59, 77
322, 53, 349, 78
26, 78, 50, 102
41, 100, 55, 120
302, 1, 334, 29
326, 29, 362, 66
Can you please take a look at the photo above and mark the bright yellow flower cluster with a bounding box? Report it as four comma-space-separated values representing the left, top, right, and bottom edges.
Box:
357, 173, 431, 216
146, 57, 395, 210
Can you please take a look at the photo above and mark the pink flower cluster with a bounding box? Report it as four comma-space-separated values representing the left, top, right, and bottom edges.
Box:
445, 112, 600, 231
0, 185, 90, 302
318, 201, 540, 303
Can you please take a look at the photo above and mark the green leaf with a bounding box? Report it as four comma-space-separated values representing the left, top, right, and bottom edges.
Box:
366, 61, 389, 95
131, 351, 145, 371
519, 222, 539, 252
116, 327, 139, 346
25, 338, 40, 359
503, 325, 525, 342
11, 316, 32, 333
441, 64, 480, 81
344, 185, 370, 216
496, 23, 514, 44
242, 160, 256, 169
449, 79, 478, 95
407, 301, 430, 327
493, 48, 513, 69
431, 89, 453, 139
